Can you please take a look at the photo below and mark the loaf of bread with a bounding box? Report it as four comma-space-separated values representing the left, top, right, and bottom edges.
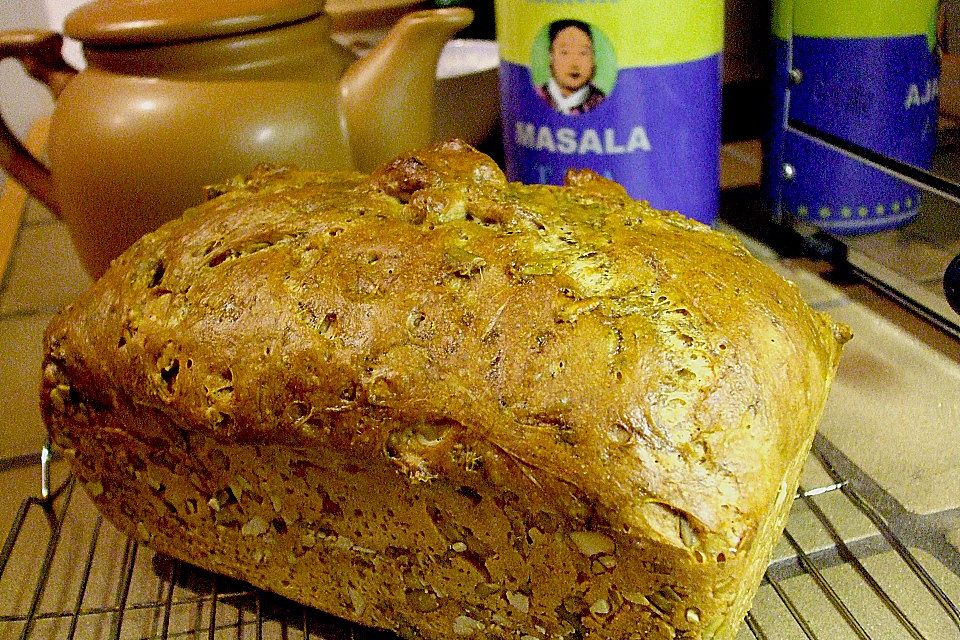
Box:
42, 141, 848, 640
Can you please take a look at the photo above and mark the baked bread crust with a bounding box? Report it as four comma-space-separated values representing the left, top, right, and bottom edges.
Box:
42, 141, 848, 639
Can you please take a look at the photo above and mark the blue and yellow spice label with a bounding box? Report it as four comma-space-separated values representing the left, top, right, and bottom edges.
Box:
765, 0, 941, 233
496, 1, 725, 224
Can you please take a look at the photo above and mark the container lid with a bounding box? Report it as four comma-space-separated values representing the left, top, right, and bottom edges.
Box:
64, 0, 326, 46
325, 0, 423, 30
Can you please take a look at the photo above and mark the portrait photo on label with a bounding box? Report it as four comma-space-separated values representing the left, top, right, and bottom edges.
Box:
531, 19, 618, 116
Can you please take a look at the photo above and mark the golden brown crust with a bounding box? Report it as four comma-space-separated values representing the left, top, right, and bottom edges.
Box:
41, 140, 848, 639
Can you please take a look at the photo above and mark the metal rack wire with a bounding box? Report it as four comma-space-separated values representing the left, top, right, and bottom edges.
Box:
1, 436, 958, 640
744, 436, 960, 640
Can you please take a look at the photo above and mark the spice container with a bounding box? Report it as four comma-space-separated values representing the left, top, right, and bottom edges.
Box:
763, 0, 942, 234
494, 1, 724, 225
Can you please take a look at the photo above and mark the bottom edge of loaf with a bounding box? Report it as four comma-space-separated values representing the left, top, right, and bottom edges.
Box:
51, 405, 807, 640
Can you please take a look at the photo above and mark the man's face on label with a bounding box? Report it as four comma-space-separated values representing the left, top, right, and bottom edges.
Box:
550, 26, 595, 96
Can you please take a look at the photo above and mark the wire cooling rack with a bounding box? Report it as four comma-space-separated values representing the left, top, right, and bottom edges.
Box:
1, 435, 958, 640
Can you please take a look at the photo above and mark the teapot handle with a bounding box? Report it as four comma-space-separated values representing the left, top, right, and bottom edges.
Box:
0, 31, 77, 217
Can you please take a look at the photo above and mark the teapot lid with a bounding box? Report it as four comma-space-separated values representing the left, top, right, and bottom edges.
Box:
65, 0, 326, 46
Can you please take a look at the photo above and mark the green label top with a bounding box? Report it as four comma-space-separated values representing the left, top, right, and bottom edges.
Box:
496, 0, 724, 67
773, 0, 940, 40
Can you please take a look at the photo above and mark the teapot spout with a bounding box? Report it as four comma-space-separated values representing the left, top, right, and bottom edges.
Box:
339, 7, 472, 172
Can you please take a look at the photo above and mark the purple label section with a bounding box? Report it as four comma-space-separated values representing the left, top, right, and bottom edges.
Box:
791, 35, 939, 164
499, 56, 721, 224
764, 34, 939, 234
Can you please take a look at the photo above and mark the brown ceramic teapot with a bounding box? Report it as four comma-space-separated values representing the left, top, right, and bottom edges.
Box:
0, 0, 472, 278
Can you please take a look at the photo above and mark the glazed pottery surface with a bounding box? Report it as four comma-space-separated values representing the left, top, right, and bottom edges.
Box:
0, 0, 471, 277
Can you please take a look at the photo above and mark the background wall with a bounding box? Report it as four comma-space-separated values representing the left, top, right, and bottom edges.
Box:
42, 0, 86, 69
0, 0, 84, 182
0, 1, 56, 144
724, 0, 769, 85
